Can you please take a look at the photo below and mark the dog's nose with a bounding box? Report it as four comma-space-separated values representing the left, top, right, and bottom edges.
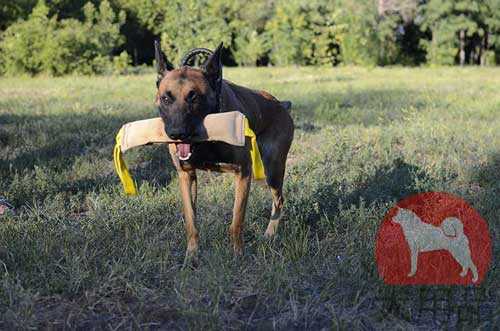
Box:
168, 129, 189, 140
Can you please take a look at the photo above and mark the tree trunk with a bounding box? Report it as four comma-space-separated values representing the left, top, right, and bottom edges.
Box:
459, 30, 465, 66
481, 31, 489, 66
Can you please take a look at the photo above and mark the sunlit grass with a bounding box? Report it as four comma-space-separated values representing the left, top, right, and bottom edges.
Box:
1, 67, 499, 329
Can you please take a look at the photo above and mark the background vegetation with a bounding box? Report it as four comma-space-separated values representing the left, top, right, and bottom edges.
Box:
2, 0, 500, 75
0, 67, 499, 329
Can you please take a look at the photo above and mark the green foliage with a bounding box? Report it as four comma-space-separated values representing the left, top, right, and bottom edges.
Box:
4, 0, 500, 72
120, 0, 342, 66
336, 0, 404, 66
0, 1, 53, 75
420, 0, 468, 65
263, 0, 340, 66
159, 0, 232, 65
229, 1, 272, 66
0, 0, 127, 76
420, 0, 500, 65
377, 14, 402, 65
336, 0, 379, 66
264, 1, 314, 65
232, 28, 268, 66
112, 51, 132, 74
121, 0, 233, 65
0, 0, 37, 30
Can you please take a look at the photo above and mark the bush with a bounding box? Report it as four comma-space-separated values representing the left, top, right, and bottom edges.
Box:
0, 0, 128, 76
264, 0, 339, 66
0, 1, 51, 75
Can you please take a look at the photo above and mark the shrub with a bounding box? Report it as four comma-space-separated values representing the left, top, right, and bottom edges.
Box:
0, 0, 127, 76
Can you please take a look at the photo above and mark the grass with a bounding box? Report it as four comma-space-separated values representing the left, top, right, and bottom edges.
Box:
1, 66, 500, 329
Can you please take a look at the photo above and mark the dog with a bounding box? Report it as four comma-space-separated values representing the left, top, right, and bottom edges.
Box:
154, 41, 294, 258
392, 208, 478, 282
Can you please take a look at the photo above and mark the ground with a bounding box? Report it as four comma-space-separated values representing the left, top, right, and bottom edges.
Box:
0, 67, 499, 330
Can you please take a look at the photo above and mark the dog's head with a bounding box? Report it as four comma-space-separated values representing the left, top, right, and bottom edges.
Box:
392, 208, 409, 225
154, 41, 223, 160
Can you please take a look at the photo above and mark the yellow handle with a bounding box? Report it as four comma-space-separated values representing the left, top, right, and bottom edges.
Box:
113, 117, 265, 195
244, 118, 265, 180
114, 127, 137, 195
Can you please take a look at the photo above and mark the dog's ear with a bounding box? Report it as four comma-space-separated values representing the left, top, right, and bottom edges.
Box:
154, 40, 174, 87
203, 42, 223, 93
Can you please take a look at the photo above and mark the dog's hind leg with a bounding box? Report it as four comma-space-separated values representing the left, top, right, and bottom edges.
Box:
452, 245, 479, 282
470, 264, 479, 283
263, 160, 287, 237
258, 112, 293, 237
265, 179, 284, 237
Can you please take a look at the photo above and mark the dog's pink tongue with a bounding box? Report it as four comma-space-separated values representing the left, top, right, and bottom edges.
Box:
177, 143, 191, 158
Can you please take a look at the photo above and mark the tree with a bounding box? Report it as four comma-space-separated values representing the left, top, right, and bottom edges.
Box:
230, 0, 273, 66
335, 0, 380, 66
420, 0, 488, 65
0, 0, 38, 30
478, 0, 500, 65
119, 0, 233, 65
0, 0, 127, 75
265, 0, 340, 66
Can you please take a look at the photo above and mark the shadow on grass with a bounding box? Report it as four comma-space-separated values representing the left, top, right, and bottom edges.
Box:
302, 158, 432, 224
463, 152, 500, 247
1, 113, 174, 204
1, 113, 136, 172
292, 88, 446, 128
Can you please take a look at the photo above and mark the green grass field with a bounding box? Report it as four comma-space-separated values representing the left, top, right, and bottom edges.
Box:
1, 67, 499, 329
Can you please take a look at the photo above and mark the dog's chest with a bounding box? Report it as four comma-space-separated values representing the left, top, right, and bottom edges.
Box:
177, 141, 249, 172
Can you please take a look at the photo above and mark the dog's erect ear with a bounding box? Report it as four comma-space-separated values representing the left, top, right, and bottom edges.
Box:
203, 42, 223, 92
154, 40, 174, 87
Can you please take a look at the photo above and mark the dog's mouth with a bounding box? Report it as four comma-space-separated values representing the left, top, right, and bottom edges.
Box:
176, 143, 192, 161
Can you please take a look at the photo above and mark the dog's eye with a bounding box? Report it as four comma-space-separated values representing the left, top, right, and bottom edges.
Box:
162, 93, 174, 104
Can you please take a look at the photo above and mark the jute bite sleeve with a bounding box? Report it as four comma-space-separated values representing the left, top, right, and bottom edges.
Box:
120, 111, 246, 152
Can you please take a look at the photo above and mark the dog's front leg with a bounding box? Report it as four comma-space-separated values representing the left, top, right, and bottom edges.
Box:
178, 170, 199, 258
231, 164, 252, 255
409, 248, 418, 277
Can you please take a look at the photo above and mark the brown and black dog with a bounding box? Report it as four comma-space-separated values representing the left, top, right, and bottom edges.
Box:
154, 41, 294, 257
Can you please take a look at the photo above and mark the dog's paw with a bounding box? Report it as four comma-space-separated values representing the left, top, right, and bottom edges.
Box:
264, 228, 276, 238
233, 248, 243, 256
183, 242, 200, 268
183, 252, 199, 269
233, 238, 244, 257
264, 220, 279, 238
407, 271, 416, 277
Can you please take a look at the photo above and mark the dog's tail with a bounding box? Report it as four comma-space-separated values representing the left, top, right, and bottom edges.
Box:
280, 100, 292, 112
440, 217, 464, 238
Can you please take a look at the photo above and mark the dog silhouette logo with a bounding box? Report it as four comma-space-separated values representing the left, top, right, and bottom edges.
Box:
376, 192, 491, 285
392, 208, 478, 282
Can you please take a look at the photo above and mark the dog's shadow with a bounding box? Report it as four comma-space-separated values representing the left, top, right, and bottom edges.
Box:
309, 158, 432, 223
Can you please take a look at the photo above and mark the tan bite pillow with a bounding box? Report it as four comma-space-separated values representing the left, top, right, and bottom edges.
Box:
114, 111, 265, 195
120, 111, 246, 152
